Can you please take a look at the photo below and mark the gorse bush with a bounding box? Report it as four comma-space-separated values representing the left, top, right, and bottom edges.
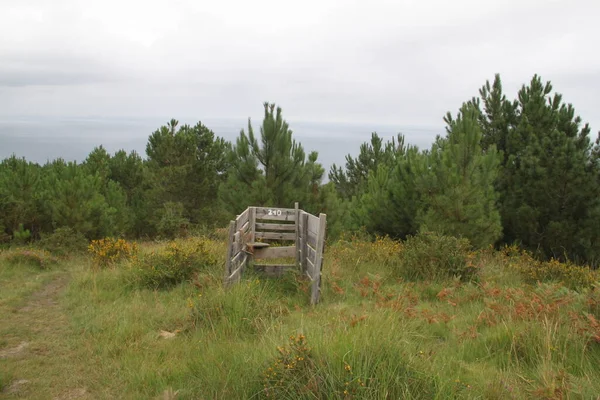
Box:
39, 227, 88, 257
2, 248, 58, 269
505, 246, 598, 291
398, 232, 475, 281
128, 238, 216, 289
88, 237, 138, 268
334, 233, 402, 267
526, 259, 597, 291
262, 334, 317, 398
260, 334, 368, 399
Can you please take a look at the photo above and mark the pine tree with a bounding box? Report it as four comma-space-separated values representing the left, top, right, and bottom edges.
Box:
0, 156, 42, 236
220, 102, 324, 213
352, 144, 421, 239
109, 150, 149, 236
416, 103, 502, 248
476, 74, 600, 263
329, 133, 404, 200
146, 119, 230, 233
42, 160, 124, 239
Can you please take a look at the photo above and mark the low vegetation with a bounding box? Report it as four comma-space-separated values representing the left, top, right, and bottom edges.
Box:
1, 233, 599, 399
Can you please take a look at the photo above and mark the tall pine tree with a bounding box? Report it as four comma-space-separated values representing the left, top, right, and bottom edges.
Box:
220, 102, 324, 213
476, 74, 600, 263
146, 119, 230, 234
416, 103, 502, 248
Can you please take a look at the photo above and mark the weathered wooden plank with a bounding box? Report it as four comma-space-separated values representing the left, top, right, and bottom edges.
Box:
239, 220, 250, 234
255, 207, 297, 221
310, 270, 322, 305
249, 207, 256, 243
236, 208, 250, 230
226, 252, 248, 285
306, 257, 315, 275
307, 214, 320, 235
246, 242, 270, 249
224, 220, 236, 280
306, 244, 317, 264
233, 231, 243, 254
231, 249, 246, 266
233, 241, 242, 255
307, 230, 318, 248
310, 213, 327, 305
227, 262, 244, 284
255, 231, 296, 241
255, 222, 296, 231
295, 203, 300, 267
254, 246, 295, 260
301, 212, 309, 274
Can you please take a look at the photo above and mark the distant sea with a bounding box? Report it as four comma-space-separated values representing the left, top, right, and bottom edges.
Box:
0, 117, 440, 176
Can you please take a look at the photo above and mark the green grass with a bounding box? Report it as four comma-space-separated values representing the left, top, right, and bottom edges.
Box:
1, 237, 600, 399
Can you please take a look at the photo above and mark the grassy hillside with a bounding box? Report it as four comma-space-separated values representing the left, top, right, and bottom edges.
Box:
1, 234, 599, 399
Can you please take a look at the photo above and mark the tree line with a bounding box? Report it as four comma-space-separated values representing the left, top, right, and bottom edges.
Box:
2, 75, 599, 266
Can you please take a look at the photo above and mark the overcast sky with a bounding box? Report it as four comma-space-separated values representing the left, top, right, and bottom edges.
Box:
1, 0, 599, 130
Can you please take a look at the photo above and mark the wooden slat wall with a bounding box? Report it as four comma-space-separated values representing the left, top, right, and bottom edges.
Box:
301, 212, 309, 273
310, 213, 327, 305
255, 222, 295, 231
255, 231, 296, 241
255, 207, 297, 221
249, 207, 256, 243
306, 257, 315, 273
307, 214, 320, 235
227, 252, 248, 285
294, 203, 300, 266
236, 208, 250, 230
224, 221, 236, 279
306, 231, 318, 248
306, 244, 317, 265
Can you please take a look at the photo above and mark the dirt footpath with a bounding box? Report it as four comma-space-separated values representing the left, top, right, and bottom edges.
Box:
1, 274, 91, 400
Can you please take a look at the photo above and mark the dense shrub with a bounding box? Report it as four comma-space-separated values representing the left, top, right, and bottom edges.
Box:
156, 202, 190, 239
0, 224, 10, 244
332, 233, 403, 268
505, 246, 598, 291
261, 334, 317, 397
2, 248, 58, 269
11, 224, 31, 245
39, 227, 89, 257
259, 334, 369, 399
88, 237, 138, 268
398, 232, 475, 281
128, 238, 216, 289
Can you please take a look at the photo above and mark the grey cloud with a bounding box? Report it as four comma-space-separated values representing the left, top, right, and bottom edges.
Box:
0, 0, 598, 132
0, 52, 122, 87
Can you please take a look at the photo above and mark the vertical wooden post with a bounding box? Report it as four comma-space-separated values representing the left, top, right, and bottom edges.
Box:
294, 202, 300, 269
249, 207, 256, 243
302, 212, 309, 275
224, 220, 236, 284
310, 213, 327, 305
